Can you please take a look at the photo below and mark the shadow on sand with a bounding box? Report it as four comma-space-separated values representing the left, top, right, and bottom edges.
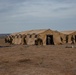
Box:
0, 46, 11, 48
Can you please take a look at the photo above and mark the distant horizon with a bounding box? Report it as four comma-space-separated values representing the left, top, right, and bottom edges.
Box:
0, 28, 76, 34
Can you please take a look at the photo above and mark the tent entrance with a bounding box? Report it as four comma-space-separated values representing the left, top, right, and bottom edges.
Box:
75, 35, 76, 43
66, 35, 68, 43
46, 35, 54, 45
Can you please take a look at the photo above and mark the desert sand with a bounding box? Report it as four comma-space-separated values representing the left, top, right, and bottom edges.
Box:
0, 38, 76, 75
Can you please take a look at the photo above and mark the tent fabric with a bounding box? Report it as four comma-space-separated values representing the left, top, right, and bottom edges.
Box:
8, 29, 64, 45
61, 31, 76, 44
61, 31, 76, 35
7, 29, 76, 45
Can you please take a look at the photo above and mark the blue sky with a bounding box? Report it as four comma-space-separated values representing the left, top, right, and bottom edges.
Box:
0, 0, 76, 33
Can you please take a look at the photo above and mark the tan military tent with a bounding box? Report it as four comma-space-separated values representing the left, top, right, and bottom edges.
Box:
61, 31, 76, 44
10, 29, 64, 45
55, 31, 66, 44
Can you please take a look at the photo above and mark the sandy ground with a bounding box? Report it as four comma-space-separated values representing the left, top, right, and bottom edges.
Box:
0, 38, 76, 75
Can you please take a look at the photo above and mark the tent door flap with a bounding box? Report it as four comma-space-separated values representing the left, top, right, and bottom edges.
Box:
75, 35, 76, 42
46, 35, 54, 45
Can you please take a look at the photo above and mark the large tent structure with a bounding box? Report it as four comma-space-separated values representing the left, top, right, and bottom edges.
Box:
6, 29, 64, 45
61, 31, 76, 44
56, 31, 66, 44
